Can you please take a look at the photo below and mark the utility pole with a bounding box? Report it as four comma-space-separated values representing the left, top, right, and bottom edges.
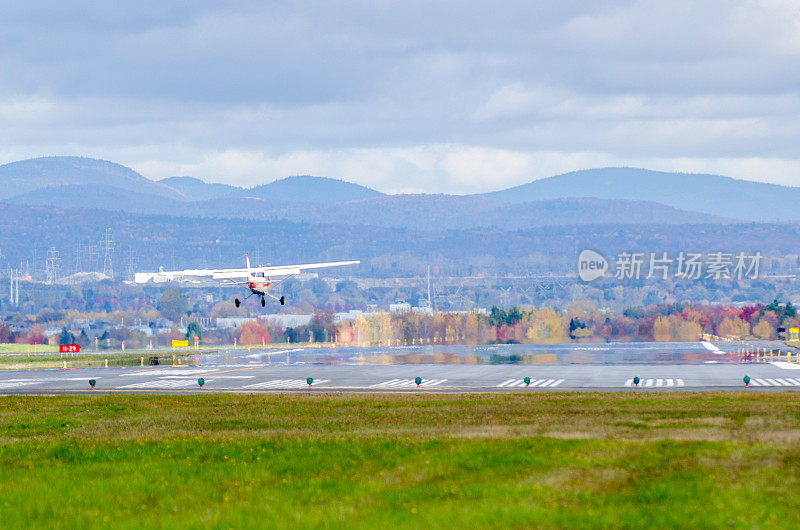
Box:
125, 250, 137, 281
45, 247, 60, 284
74, 242, 84, 273
102, 228, 114, 279
9, 268, 19, 307
87, 244, 99, 272
427, 265, 432, 310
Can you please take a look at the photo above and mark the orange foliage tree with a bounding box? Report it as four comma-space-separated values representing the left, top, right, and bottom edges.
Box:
238, 321, 271, 345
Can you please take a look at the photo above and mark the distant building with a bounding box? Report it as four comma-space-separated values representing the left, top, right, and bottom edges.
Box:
389, 300, 411, 313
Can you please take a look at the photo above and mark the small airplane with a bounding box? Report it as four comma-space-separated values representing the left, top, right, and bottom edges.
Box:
134, 253, 359, 307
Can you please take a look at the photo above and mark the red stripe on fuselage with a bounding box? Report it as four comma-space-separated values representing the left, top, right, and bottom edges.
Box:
248, 281, 271, 294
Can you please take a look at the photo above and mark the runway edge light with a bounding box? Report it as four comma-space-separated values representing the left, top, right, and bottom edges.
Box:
197, 378, 204, 388
415, 377, 422, 388
744, 375, 750, 387
307, 377, 313, 388
89, 379, 96, 389
524, 377, 531, 387
633, 376, 640, 388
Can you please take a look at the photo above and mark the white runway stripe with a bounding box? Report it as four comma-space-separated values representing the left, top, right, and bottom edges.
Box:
243, 379, 330, 389
369, 378, 447, 388
746, 377, 800, 387
496, 379, 564, 388
121, 369, 213, 377
624, 378, 684, 387
0, 381, 40, 389
120, 379, 200, 389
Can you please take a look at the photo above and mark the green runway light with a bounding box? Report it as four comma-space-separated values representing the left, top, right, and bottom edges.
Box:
307, 377, 313, 387
89, 379, 96, 389
197, 378, 204, 387
415, 377, 422, 387
633, 376, 640, 387
744, 375, 750, 386
523, 377, 531, 386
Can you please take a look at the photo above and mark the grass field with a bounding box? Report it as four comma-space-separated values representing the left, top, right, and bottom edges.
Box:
0, 393, 798, 528
0, 343, 59, 354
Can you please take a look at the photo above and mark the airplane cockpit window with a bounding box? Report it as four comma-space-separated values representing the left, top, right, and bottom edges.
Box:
252, 272, 265, 277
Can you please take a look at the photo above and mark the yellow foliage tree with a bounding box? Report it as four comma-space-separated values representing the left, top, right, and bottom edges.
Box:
753, 318, 774, 340
653, 316, 671, 342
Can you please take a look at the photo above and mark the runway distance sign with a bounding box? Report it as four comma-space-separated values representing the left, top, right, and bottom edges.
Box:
60, 344, 80, 353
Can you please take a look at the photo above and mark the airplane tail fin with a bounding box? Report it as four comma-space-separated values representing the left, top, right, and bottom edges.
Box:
246, 252, 251, 272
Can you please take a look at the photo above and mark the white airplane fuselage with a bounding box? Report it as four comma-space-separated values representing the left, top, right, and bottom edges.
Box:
247, 276, 271, 295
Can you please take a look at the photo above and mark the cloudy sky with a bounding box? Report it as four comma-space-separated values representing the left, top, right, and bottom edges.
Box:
2, 0, 800, 192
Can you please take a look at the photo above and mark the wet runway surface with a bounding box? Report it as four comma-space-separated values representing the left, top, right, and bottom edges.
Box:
1, 341, 799, 393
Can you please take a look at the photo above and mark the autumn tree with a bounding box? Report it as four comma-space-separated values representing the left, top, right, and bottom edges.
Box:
238, 321, 271, 345
157, 288, 187, 323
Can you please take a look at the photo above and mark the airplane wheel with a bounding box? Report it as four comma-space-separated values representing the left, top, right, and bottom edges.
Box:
261, 298, 266, 307
234, 298, 240, 308
280, 296, 285, 305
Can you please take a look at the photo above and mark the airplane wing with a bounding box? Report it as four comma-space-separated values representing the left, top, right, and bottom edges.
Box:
134, 260, 359, 284
252, 260, 361, 278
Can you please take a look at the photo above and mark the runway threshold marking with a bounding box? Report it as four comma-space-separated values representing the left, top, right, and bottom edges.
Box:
624, 378, 684, 387
496, 379, 564, 388
243, 379, 331, 389
747, 378, 800, 387
119, 379, 204, 389
369, 378, 448, 388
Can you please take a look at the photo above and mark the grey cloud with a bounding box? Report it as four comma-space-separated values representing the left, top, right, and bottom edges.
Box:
1, 1, 800, 189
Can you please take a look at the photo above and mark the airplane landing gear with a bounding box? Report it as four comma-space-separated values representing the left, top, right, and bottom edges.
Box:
234, 298, 241, 308
280, 296, 285, 305
261, 297, 266, 307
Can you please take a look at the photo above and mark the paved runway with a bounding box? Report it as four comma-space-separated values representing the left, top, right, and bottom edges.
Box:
1, 341, 798, 393
2, 360, 800, 393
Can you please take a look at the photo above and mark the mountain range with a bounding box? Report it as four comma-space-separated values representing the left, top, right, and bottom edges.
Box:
2, 156, 798, 279
0, 156, 774, 230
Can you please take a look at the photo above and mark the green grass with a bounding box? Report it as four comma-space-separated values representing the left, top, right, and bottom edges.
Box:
0, 343, 59, 354
0, 352, 191, 370
0, 393, 798, 528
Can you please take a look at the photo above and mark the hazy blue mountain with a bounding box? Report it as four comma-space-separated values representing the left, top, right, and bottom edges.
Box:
0, 156, 184, 201
190, 194, 733, 229
481, 167, 800, 222
159, 176, 240, 200
0, 202, 792, 280
5, 184, 184, 213
238, 175, 385, 204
